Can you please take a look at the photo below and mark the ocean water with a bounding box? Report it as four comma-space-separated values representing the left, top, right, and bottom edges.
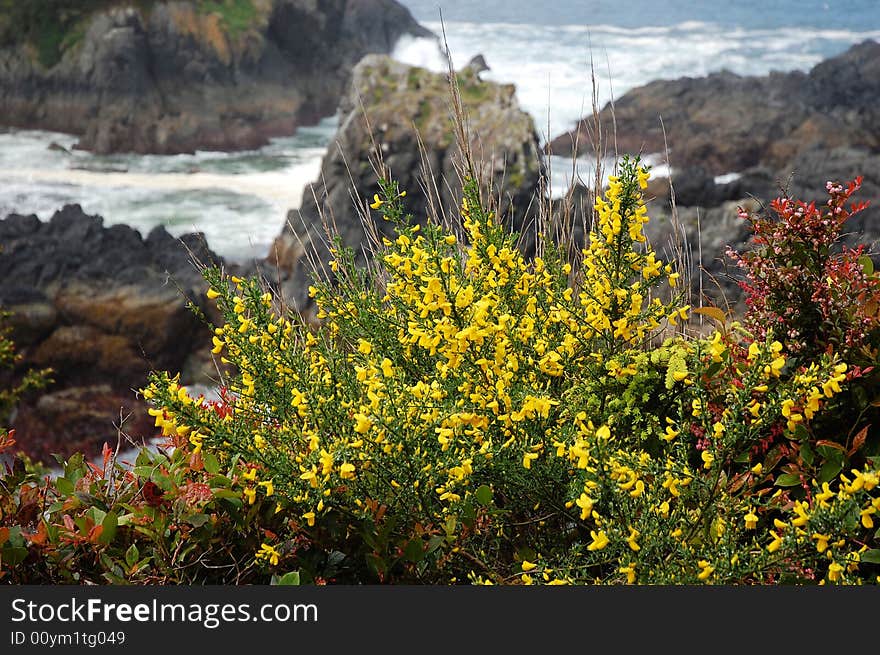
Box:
1, 1, 879, 261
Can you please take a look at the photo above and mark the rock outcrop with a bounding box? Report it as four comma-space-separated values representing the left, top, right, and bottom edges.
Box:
550, 40, 880, 174
0, 205, 222, 462
267, 55, 545, 313
550, 40, 880, 308
0, 0, 433, 154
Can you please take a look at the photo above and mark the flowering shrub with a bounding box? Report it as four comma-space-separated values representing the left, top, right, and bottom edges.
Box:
728, 176, 880, 480
135, 159, 880, 585
0, 422, 300, 584
729, 177, 878, 361
0, 309, 51, 425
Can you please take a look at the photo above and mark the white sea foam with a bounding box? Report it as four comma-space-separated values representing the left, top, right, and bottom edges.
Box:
3, 21, 879, 261
0, 118, 337, 261
393, 21, 880, 139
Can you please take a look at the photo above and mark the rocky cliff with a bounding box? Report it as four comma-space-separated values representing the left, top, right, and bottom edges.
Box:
551, 40, 880, 307
0, 205, 222, 462
0, 0, 433, 154
267, 54, 545, 314
550, 39, 880, 174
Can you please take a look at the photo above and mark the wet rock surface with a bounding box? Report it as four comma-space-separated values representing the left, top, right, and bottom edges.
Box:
0, 204, 222, 462
267, 54, 545, 314
0, 0, 433, 154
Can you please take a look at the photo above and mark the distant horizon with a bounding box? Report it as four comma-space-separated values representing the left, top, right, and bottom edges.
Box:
400, 0, 880, 30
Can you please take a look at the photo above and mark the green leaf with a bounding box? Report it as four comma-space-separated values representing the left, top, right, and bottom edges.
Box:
774, 474, 801, 487
693, 306, 727, 324
859, 255, 874, 276
54, 476, 74, 496
64, 453, 85, 482
860, 549, 880, 564
272, 571, 301, 586
125, 543, 140, 568
133, 466, 156, 479
817, 445, 845, 463
403, 538, 424, 563
98, 511, 118, 545
202, 452, 220, 475
186, 514, 210, 528
86, 507, 107, 525
799, 443, 815, 467
818, 460, 844, 484
1, 546, 28, 567
475, 485, 493, 506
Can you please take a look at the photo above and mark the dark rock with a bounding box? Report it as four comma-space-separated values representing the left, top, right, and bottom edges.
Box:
464, 54, 490, 76
0, 204, 224, 463
0, 0, 435, 154
549, 40, 880, 174
343, 0, 434, 53
548, 41, 880, 309
47, 142, 71, 154
267, 55, 544, 313
12, 385, 154, 465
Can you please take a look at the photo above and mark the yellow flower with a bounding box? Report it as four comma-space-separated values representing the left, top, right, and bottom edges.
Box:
521, 560, 538, 572
619, 565, 636, 584
587, 530, 609, 551
206, 288, 220, 299
339, 462, 356, 480
354, 413, 373, 434
767, 530, 783, 553
259, 480, 274, 497
244, 487, 256, 505
701, 451, 715, 469
381, 358, 394, 377
626, 527, 640, 552
744, 508, 758, 530
827, 562, 844, 583
575, 493, 594, 520
257, 543, 280, 566
861, 506, 876, 529
303, 511, 316, 527
697, 560, 715, 581
370, 194, 384, 209
812, 532, 830, 553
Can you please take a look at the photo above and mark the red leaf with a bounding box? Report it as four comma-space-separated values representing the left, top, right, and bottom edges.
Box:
141, 482, 166, 508
815, 440, 846, 452
87, 524, 104, 543
849, 426, 869, 457
102, 442, 113, 470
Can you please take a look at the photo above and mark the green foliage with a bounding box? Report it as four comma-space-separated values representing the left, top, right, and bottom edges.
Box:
0, 0, 257, 67
0, 438, 301, 584
0, 119, 878, 584
0, 1, 123, 67
132, 162, 878, 585
0, 310, 51, 429
200, 0, 257, 38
